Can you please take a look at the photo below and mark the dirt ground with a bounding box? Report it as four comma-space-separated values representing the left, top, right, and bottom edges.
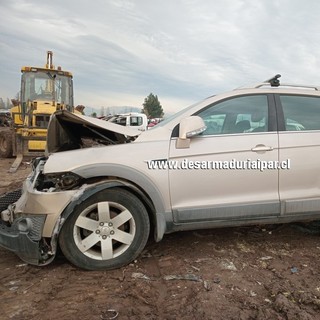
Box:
1, 157, 320, 320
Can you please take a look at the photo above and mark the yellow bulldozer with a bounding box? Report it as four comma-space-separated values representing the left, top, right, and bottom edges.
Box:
0, 51, 75, 172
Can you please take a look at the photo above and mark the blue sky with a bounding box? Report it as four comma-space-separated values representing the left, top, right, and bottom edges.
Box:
1, 0, 320, 114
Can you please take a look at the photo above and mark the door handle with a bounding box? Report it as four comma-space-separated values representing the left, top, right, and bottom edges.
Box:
251, 144, 273, 152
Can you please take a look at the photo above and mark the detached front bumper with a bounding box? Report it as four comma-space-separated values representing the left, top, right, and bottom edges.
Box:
0, 189, 47, 265
0, 215, 46, 265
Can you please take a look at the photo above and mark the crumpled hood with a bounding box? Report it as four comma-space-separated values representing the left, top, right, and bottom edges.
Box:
46, 110, 142, 153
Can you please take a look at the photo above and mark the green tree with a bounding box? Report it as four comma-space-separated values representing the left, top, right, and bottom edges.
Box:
142, 93, 164, 118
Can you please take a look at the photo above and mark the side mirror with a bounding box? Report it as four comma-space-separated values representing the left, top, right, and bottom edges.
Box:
176, 116, 207, 149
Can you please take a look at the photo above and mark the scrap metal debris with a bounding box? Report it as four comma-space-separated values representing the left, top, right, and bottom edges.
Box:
220, 260, 237, 271
163, 274, 202, 282
131, 272, 151, 281
100, 309, 119, 320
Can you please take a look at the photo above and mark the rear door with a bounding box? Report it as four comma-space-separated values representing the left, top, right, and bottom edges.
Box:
277, 94, 320, 217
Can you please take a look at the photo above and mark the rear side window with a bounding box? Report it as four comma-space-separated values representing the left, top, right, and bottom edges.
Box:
130, 116, 143, 126
280, 95, 320, 131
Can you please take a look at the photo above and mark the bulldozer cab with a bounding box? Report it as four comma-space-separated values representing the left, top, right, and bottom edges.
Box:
0, 51, 75, 172
21, 69, 73, 111
19, 69, 73, 128
18, 51, 74, 125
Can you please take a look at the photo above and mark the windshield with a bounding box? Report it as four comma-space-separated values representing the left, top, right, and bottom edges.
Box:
156, 97, 210, 128
21, 71, 73, 108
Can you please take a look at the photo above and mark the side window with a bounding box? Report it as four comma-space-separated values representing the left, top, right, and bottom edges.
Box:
197, 95, 268, 136
130, 116, 142, 126
280, 95, 320, 131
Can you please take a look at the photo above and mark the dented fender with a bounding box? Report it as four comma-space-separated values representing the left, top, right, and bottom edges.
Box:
50, 179, 166, 251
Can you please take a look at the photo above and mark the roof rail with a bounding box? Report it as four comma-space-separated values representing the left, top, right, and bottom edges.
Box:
247, 74, 320, 91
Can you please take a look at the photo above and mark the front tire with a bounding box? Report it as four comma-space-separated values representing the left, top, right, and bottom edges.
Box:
59, 188, 150, 270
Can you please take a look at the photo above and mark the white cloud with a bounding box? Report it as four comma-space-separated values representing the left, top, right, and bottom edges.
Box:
1, 0, 320, 113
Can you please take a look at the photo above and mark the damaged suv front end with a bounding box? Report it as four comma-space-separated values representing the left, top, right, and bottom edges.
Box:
0, 111, 142, 266
0, 158, 80, 265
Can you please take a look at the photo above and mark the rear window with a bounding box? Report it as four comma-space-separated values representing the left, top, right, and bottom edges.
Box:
280, 95, 320, 131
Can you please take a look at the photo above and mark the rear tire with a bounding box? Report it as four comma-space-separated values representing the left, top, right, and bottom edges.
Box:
59, 188, 150, 270
0, 129, 13, 158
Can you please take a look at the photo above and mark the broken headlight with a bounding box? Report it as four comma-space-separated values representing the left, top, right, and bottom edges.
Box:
36, 172, 83, 191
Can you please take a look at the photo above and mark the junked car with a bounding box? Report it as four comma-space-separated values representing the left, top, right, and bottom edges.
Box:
1, 74, 320, 270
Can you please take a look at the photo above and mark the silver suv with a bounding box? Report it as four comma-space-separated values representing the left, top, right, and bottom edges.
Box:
1, 75, 320, 270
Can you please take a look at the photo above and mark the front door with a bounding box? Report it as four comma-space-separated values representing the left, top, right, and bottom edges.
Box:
169, 94, 280, 223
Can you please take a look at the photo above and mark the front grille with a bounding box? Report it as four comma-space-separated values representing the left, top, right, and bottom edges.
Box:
0, 189, 22, 212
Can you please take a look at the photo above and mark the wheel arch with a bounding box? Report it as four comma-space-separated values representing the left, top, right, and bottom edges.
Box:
57, 178, 166, 244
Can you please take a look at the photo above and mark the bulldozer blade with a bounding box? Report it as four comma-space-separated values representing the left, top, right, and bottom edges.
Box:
9, 154, 23, 173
